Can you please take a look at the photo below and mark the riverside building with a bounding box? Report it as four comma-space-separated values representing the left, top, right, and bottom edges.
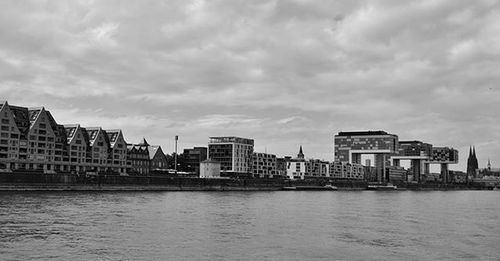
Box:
208, 136, 254, 177
252, 152, 277, 178
334, 131, 399, 182
285, 146, 306, 180
126, 138, 168, 175
0, 101, 133, 175
284, 146, 330, 179
181, 147, 208, 175
329, 161, 364, 179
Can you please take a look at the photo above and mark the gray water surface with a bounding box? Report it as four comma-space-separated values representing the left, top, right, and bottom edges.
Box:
1, 191, 499, 260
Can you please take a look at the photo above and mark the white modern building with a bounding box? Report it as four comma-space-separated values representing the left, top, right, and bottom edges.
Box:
208, 137, 254, 177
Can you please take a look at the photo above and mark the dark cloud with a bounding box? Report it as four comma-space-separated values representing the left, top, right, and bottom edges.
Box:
1, 0, 499, 170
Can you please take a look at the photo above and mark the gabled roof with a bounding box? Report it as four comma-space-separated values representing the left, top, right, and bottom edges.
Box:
45, 110, 59, 130
64, 124, 90, 146
127, 143, 149, 155
148, 145, 166, 160
85, 127, 110, 147
148, 145, 159, 160
64, 124, 79, 142
9, 104, 30, 139
106, 129, 123, 147
28, 107, 44, 126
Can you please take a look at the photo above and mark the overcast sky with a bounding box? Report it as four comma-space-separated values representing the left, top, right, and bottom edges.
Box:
1, 0, 499, 171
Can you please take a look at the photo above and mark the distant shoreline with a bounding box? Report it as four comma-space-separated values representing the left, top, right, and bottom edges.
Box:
0, 172, 495, 192
0, 183, 493, 192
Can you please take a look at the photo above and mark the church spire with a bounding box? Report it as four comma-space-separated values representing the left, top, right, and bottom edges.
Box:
297, 145, 304, 159
488, 158, 491, 170
473, 146, 478, 169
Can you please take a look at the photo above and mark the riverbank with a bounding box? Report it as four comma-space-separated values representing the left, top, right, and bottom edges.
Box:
0, 172, 494, 191
0, 183, 282, 191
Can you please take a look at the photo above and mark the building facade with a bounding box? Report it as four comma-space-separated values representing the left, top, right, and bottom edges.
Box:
329, 161, 364, 180
252, 152, 277, 178
284, 146, 329, 180
208, 137, 254, 177
148, 145, 168, 170
126, 143, 150, 175
200, 159, 221, 178
181, 147, 208, 174
126, 138, 168, 175
334, 131, 398, 182
0, 101, 130, 174
305, 159, 330, 178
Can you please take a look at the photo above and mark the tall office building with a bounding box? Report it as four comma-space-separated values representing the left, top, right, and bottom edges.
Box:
208, 137, 254, 177
334, 131, 398, 182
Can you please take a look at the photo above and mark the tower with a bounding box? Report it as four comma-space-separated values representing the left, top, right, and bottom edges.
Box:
472, 146, 479, 170
297, 145, 304, 159
487, 158, 491, 171
467, 146, 478, 178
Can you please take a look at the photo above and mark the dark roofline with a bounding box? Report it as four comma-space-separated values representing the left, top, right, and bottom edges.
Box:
399, 140, 424, 144
336, 130, 394, 136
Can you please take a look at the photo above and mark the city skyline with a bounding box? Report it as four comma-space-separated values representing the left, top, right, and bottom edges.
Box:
1, 1, 499, 171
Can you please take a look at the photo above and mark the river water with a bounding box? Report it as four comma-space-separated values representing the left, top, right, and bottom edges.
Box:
0, 191, 499, 261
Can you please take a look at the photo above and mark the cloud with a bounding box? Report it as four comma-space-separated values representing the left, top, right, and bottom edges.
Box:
0, 0, 499, 170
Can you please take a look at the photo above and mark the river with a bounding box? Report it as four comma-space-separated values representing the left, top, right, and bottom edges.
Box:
0, 191, 499, 260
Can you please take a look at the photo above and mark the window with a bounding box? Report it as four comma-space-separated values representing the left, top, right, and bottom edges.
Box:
1, 119, 9, 124
39, 123, 46, 129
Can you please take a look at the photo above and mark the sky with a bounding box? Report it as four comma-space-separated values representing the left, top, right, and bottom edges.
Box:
1, 0, 499, 171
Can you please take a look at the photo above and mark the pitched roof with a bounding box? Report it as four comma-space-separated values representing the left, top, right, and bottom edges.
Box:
28, 107, 43, 125
85, 127, 110, 147
138, 137, 149, 146
148, 145, 160, 160
106, 129, 121, 147
9, 105, 30, 138
64, 124, 79, 142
